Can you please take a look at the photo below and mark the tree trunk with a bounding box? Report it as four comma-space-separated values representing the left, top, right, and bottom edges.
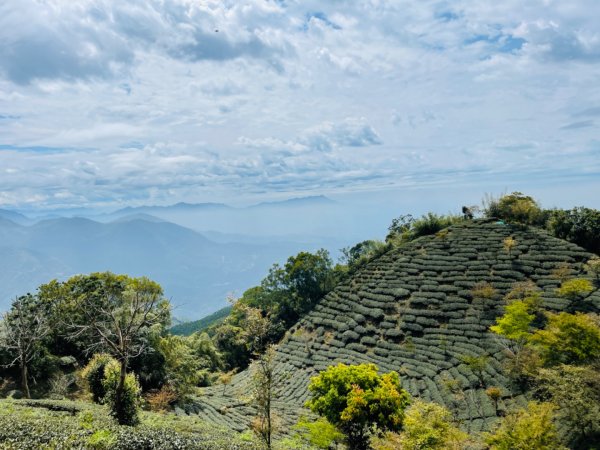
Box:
20, 361, 30, 399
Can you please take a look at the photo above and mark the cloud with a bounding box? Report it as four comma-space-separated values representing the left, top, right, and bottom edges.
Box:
0, 0, 599, 209
0, 0, 292, 84
561, 120, 595, 130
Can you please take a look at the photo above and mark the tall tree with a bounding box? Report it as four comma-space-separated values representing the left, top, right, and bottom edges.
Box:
69, 273, 170, 424
1, 294, 50, 398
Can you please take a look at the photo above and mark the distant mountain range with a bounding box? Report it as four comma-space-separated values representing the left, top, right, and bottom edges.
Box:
0, 196, 356, 319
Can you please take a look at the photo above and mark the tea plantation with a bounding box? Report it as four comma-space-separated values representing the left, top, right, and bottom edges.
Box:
192, 219, 599, 433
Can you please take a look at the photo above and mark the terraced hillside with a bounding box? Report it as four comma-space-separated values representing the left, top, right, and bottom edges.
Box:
193, 219, 600, 433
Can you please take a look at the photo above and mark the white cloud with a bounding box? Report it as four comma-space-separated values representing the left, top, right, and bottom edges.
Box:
0, 0, 599, 209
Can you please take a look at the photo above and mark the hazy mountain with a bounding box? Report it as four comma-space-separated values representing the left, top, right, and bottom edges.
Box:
0, 209, 33, 226
0, 216, 334, 319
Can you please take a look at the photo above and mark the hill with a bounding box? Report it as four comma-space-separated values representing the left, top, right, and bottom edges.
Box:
193, 219, 600, 432
171, 306, 233, 336
0, 217, 319, 318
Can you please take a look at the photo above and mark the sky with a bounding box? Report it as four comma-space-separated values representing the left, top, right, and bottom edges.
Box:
0, 0, 599, 212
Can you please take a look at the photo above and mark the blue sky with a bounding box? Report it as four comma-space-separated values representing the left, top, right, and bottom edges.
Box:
0, 0, 599, 211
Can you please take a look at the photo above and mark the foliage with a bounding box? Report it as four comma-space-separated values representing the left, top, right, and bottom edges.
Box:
102, 360, 142, 426
470, 281, 497, 299
528, 312, 600, 366
490, 301, 534, 343
556, 278, 593, 301
585, 256, 600, 282
388, 399, 468, 450
145, 385, 178, 412
170, 306, 232, 337
484, 192, 544, 225
306, 363, 410, 449
503, 236, 517, 256
459, 354, 489, 387
82, 354, 117, 403
251, 346, 278, 449
0, 399, 262, 449
534, 364, 600, 448
341, 240, 389, 274
291, 417, 344, 449
0, 293, 50, 398
547, 207, 600, 255
215, 249, 341, 370
158, 335, 203, 400
485, 401, 564, 450
386, 213, 463, 245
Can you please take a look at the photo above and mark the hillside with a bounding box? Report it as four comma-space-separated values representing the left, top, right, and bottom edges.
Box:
193, 219, 600, 432
0, 217, 318, 318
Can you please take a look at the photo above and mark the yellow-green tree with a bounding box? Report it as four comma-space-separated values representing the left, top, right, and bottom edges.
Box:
306, 363, 410, 450
485, 401, 565, 450
529, 312, 600, 366
394, 399, 467, 450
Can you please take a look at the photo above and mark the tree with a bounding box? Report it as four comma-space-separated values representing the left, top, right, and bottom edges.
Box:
68, 273, 170, 425
535, 364, 600, 448
307, 363, 410, 450
341, 240, 387, 273
556, 278, 593, 302
484, 192, 544, 225
547, 207, 600, 254
251, 345, 278, 449
0, 294, 50, 398
528, 312, 600, 366
485, 402, 564, 450
390, 399, 467, 450
490, 301, 534, 345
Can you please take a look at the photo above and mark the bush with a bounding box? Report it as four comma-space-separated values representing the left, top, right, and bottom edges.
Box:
547, 207, 600, 254
103, 361, 142, 426
485, 402, 564, 450
82, 354, 117, 404
484, 192, 544, 225
556, 278, 594, 301
529, 312, 600, 366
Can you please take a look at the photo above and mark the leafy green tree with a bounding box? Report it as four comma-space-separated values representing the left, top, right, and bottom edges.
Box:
547, 207, 600, 254
393, 399, 468, 450
0, 294, 50, 398
485, 401, 564, 450
529, 312, 600, 366
69, 273, 170, 425
158, 335, 204, 400
306, 363, 410, 450
535, 364, 600, 448
490, 301, 535, 344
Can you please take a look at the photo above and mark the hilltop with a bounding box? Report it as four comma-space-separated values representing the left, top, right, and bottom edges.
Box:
193, 219, 599, 432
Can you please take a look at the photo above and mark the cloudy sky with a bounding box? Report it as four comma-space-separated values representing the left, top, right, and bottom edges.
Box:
0, 0, 599, 212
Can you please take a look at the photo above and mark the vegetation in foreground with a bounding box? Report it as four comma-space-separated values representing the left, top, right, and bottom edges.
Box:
0, 398, 261, 450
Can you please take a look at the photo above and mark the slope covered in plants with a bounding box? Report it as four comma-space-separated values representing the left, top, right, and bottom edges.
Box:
193, 219, 599, 432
